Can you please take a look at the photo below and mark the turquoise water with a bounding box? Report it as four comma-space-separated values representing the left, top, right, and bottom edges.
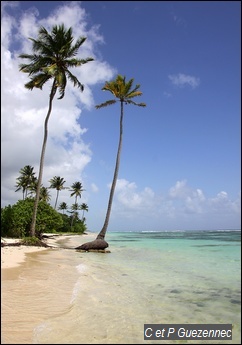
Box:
1, 230, 241, 344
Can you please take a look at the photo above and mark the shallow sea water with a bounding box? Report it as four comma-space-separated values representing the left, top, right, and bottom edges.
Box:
1, 230, 241, 344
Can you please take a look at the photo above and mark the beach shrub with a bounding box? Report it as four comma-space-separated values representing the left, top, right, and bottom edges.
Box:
57, 213, 87, 234
58, 213, 72, 232
1, 199, 63, 238
72, 218, 87, 234
20, 236, 48, 246
1, 205, 15, 237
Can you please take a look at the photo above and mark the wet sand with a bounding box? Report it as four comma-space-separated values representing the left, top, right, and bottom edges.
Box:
1, 233, 97, 344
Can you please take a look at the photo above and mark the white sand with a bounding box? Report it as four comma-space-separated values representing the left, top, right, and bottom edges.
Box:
1, 238, 49, 269
1, 232, 96, 269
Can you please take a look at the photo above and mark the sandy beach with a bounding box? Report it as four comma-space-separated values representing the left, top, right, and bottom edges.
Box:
1, 231, 241, 344
1, 232, 96, 269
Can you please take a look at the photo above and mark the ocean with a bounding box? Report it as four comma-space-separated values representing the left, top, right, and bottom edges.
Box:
1, 230, 241, 344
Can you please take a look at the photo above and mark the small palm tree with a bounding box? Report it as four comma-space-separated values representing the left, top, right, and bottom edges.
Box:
39, 186, 51, 203
28, 180, 51, 203
80, 203, 88, 221
15, 165, 36, 200
58, 202, 68, 214
19, 24, 94, 237
77, 75, 146, 251
70, 203, 82, 229
49, 176, 67, 209
69, 182, 85, 228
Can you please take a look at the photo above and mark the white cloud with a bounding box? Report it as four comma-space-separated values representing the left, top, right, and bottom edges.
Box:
163, 91, 172, 98
1, 1, 116, 208
111, 179, 155, 212
168, 73, 200, 89
168, 180, 189, 199
108, 178, 240, 230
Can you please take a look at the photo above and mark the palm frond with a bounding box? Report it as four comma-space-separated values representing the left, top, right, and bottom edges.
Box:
24, 73, 51, 90
56, 72, 67, 99
67, 37, 87, 57
125, 100, 146, 107
65, 57, 94, 68
95, 100, 117, 109
66, 70, 84, 91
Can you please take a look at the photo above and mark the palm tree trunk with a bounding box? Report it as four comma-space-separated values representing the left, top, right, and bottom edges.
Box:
71, 195, 78, 230
30, 81, 57, 237
54, 190, 59, 209
96, 101, 124, 240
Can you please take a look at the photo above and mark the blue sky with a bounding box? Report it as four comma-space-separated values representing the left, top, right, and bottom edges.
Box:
1, 1, 241, 232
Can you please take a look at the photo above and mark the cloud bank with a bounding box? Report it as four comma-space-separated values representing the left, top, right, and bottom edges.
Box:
1, 1, 116, 207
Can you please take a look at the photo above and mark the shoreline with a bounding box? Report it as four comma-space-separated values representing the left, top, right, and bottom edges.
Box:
1, 232, 97, 269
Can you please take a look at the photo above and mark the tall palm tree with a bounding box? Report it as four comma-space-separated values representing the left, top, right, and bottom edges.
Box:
77, 75, 146, 251
15, 165, 36, 200
80, 203, 88, 221
19, 24, 94, 237
49, 176, 67, 209
58, 202, 68, 214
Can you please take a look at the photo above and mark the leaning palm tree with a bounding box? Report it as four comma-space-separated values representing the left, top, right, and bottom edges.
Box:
76, 75, 146, 251
19, 24, 94, 237
49, 176, 67, 209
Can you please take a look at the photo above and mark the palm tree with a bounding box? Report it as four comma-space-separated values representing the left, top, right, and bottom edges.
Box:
49, 176, 67, 209
28, 180, 50, 203
15, 165, 36, 199
39, 186, 51, 203
19, 24, 94, 237
69, 181, 85, 228
77, 75, 146, 251
70, 202, 81, 218
58, 202, 68, 214
69, 181, 85, 204
70, 202, 82, 229
80, 203, 88, 221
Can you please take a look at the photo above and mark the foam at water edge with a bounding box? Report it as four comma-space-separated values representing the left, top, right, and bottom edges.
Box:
33, 322, 52, 343
76, 263, 87, 273
70, 279, 82, 304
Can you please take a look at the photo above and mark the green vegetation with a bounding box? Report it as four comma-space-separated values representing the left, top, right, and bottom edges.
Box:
1, 198, 86, 239
20, 236, 47, 246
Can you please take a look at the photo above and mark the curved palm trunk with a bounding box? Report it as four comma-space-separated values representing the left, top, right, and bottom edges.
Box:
96, 101, 124, 241
30, 81, 57, 237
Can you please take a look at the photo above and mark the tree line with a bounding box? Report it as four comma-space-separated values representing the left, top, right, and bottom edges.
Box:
15, 165, 88, 218
1, 165, 88, 238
